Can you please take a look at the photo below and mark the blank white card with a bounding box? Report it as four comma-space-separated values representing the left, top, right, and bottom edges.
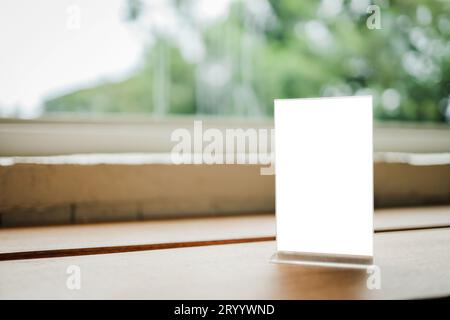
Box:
274, 96, 373, 257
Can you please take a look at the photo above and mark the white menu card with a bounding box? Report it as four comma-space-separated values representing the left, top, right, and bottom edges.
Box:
274, 96, 373, 264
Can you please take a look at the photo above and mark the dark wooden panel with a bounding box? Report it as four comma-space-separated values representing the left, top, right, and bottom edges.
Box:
1, 206, 449, 260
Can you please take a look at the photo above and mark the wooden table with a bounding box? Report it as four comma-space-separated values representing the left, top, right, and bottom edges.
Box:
1, 206, 449, 299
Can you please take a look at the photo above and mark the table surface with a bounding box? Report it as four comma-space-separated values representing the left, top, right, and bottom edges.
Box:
1, 206, 449, 299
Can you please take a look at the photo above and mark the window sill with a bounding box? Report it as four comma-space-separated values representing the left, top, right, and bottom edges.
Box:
0, 152, 449, 227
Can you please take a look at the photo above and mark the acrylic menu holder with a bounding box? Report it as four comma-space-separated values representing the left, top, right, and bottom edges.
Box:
271, 96, 374, 269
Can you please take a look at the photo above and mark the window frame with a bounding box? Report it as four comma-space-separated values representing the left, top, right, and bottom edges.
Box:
1, 115, 449, 156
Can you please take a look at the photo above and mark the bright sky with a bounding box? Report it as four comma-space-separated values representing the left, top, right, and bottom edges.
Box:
0, 0, 143, 117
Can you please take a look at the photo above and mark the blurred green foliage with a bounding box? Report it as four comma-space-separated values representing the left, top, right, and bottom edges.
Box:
44, 0, 450, 122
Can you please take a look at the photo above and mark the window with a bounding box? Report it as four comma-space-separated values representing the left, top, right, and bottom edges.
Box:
1, 0, 449, 122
